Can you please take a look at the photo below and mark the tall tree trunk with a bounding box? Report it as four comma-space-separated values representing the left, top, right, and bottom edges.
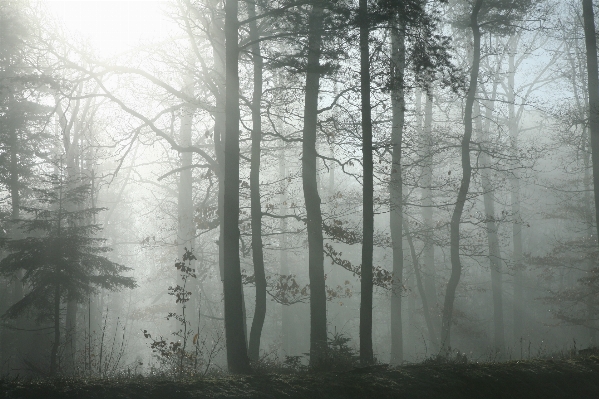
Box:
359, 0, 374, 366
389, 19, 405, 365
440, 0, 482, 354
507, 40, 524, 344
223, 0, 251, 374
6, 120, 23, 373
476, 98, 505, 353
422, 93, 437, 329
206, 0, 226, 282
247, 0, 266, 362
582, 0, 599, 344
279, 147, 292, 355
583, 0, 599, 250
583, 128, 596, 345
302, 1, 327, 365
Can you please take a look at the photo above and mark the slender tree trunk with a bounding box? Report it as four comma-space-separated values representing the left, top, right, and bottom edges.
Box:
279, 147, 292, 356
223, 0, 251, 374
389, 19, 405, 365
207, 0, 226, 282
476, 98, 505, 353
440, 0, 482, 354
583, 0, 599, 250
302, 1, 327, 365
50, 283, 61, 376
422, 93, 437, 329
583, 128, 597, 345
404, 220, 438, 349
247, 0, 267, 361
507, 41, 524, 344
359, 0, 374, 366
7, 122, 23, 372
582, 0, 599, 344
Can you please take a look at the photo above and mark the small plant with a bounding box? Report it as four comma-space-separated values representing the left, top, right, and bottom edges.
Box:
308, 330, 360, 372
143, 248, 222, 377
423, 348, 469, 365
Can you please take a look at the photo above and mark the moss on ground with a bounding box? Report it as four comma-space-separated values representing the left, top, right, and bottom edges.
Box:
1, 357, 599, 398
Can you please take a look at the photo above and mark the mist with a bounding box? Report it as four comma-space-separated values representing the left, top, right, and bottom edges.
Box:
1, 0, 598, 383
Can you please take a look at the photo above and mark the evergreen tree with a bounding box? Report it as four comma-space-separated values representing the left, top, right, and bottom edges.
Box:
0, 170, 136, 375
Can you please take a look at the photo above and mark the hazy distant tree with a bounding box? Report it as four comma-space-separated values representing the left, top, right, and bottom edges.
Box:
0, 0, 54, 374
440, 0, 537, 354
0, 171, 135, 376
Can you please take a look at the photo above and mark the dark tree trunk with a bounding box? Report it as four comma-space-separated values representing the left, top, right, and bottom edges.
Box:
50, 283, 61, 376
440, 0, 482, 354
389, 19, 405, 365
223, 0, 251, 374
302, 1, 327, 365
583, 0, 599, 346
583, 0, 599, 245
359, 0, 374, 366
247, 0, 267, 362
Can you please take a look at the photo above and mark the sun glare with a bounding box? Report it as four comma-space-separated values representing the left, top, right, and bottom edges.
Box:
41, 0, 169, 57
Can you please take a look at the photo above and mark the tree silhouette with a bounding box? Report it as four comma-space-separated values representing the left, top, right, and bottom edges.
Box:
0, 170, 136, 375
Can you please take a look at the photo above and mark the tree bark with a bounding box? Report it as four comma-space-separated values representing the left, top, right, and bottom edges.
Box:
359, 0, 374, 366
583, 0, 599, 248
247, 0, 267, 362
50, 283, 61, 376
389, 18, 405, 365
506, 39, 524, 344
582, 0, 599, 346
223, 0, 251, 374
422, 93, 437, 330
440, 0, 482, 354
279, 146, 292, 356
476, 98, 505, 353
302, 1, 327, 365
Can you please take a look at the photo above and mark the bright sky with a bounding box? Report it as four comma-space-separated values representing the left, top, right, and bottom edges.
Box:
41, 0, 170, 57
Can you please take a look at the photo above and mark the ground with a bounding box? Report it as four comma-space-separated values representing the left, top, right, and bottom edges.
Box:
1, 356, 599, 398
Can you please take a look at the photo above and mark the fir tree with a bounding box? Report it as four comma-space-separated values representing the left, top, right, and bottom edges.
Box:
0, 170, 136, 375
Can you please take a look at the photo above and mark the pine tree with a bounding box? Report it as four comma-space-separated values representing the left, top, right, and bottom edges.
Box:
0, 170, 136, 375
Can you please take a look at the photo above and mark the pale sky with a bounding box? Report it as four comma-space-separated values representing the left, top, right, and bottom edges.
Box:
41, 0, 170, 56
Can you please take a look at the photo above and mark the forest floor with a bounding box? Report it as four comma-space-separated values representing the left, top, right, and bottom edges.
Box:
1, 355, 599, 398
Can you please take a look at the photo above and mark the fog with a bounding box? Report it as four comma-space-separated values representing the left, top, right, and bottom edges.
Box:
0, 0, 597, 377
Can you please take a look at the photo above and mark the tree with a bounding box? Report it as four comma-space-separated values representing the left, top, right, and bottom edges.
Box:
247, 0, 267, 362
0, 0, 54, 374
440, 0, 537, 354
223, 0, 251, 374
0, 171, 135, 375
302, 0, 328, 365
358, 0, 374, 366
582, 0, 599, 263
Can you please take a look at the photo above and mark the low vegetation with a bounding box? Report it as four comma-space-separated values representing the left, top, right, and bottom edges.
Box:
2, 351, 599, 399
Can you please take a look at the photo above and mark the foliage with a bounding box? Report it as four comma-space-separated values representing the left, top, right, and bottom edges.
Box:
0, 171, 136, 322
143, 248, 222, 377
3, 355, 599, 398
